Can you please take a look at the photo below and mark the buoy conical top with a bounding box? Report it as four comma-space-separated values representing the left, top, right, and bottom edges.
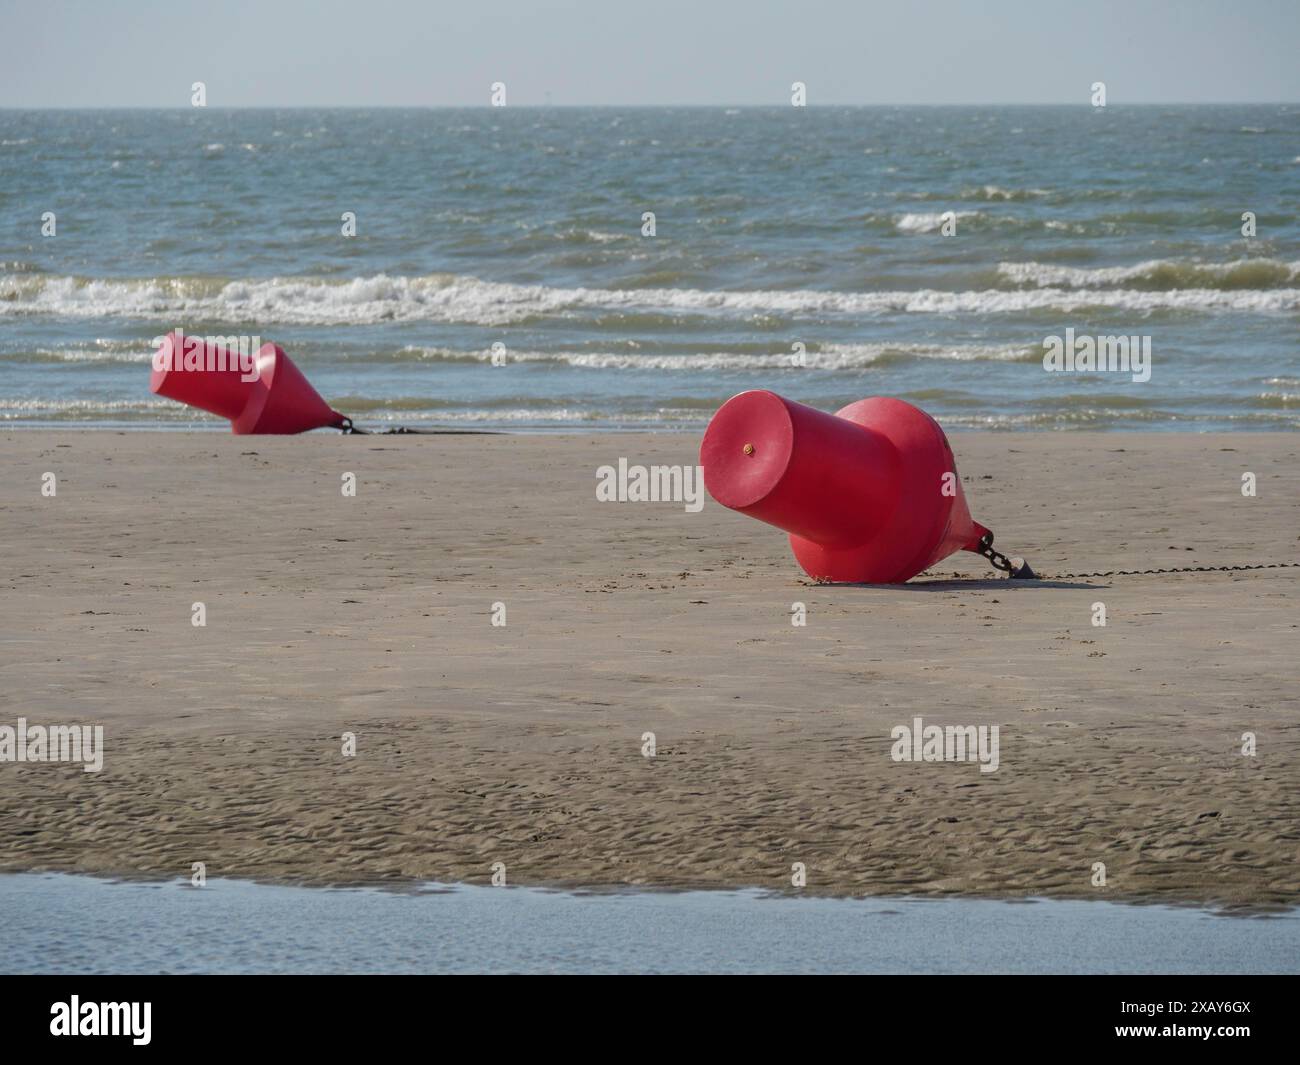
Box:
232, 343, 346, 435
700, 391, 988, 583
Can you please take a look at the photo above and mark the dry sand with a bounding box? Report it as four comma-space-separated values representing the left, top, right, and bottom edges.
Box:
1, 430, 1297, 909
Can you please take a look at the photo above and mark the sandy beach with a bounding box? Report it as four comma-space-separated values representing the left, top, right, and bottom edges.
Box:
1, 430, 1297, 909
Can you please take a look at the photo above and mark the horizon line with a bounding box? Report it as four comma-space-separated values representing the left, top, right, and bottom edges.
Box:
2, 101, 1297, 111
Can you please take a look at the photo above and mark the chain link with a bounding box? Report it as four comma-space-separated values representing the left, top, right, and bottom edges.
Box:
970, 532, 1298, 581
338, 421, 497, 435
1046, 562, 1300, 580
976, 532, 1015, 573
975, 531, 1039, 578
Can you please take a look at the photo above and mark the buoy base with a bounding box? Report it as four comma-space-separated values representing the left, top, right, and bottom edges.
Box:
788, 397, 986, 583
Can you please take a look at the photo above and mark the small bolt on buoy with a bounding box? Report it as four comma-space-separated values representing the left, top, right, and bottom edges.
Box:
743, 443, 755, 455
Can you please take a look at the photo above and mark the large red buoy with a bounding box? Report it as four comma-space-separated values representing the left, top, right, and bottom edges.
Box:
150, 331, 346, 434
701, 391, 1000, 583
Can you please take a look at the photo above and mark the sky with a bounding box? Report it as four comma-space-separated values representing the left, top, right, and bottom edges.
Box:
1, 0, 1297, 107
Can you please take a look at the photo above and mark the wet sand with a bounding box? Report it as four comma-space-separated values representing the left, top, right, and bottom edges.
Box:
1, 430, 1297, 908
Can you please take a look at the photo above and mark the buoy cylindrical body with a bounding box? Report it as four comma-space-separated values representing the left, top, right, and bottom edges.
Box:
701, 390, 898, 548
149, 333, 256, 420
701, 391, 988, 583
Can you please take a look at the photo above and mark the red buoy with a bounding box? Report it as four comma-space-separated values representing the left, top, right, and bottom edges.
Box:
150, 332, 346, 434
700, 391, 989, 583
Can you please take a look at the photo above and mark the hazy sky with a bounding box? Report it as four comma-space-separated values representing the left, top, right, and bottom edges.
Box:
1, 0, 1297, 107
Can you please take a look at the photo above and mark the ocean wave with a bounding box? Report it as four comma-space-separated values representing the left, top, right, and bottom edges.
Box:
997, 258, 1300, 291
2, 272, 1297, 325
0, 398, 172, 411
327, 398, 718, 420
0, 340, 152, 364
0, 397, 183, 422
2, 340, 1039, 371
972, 185, 1050, 201
8, 399, 1292, 431
894, 211, 980, 233
386, 341, 1039, 370
893, 211, 1229, 237
0, 396, 683, 425
908, 185, 1052, 203
937, 409, 1299, 429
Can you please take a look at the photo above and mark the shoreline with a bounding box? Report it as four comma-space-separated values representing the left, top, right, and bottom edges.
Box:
2, 865, 1295, 917
2, 430, 1297, 909
3, 422, 1297, 435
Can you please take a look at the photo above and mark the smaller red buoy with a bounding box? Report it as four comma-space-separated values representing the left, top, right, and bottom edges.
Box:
150, 332, 345, 434
701, 391, 990, 583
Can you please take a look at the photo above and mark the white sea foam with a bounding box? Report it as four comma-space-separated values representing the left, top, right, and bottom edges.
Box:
895, 211, 979, 233
997, 258, 1300, 290
394, 341, 1036, 371
346, 407, 689, 425
2, 272, 1297, 325
0, 397, 174, 414
9, 343, 151, 364
966, 185, 1050, 201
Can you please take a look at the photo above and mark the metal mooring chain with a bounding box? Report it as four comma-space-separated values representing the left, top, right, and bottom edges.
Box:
1046, 562, 1300, 580
339, 419, 498, 435
976, 532, 1017, 573
973, 531, 1299, 580
976, 532, 1037, 579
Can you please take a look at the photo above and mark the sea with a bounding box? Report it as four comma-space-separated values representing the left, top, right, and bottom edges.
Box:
2, 873, 1297, 975
1, 105, 1297, 432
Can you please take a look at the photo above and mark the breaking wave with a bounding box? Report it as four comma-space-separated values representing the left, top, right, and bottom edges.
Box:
386, 342, 1039, 370
998, 258, 1300, 291
895, 211, 981, 233
3, 340, 1040, 371
3, 271, 1297, 325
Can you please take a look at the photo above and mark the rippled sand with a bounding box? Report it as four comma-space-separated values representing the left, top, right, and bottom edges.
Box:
1, 431, 1296, 909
